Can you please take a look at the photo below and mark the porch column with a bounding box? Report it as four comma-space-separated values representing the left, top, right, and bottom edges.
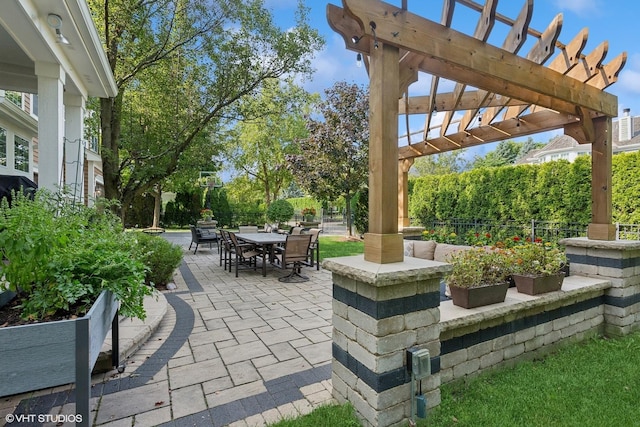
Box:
64, 95, 86, 203
365, 42, 403, 263
35, 62, 65, 193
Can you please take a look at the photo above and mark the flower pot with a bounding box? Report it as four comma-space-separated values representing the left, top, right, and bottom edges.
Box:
304, 215, 315, 222
0, 290, 119, 426
513, 273, 564, 295
449, 282, 509, 309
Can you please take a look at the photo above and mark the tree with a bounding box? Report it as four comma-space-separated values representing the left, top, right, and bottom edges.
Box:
87, 0, 323, 220
224, 79, 317, 206
286, 82, 369, 236
412, 150, 468, 176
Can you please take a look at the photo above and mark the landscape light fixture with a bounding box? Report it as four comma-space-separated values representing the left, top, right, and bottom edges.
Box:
47, 14, 70, 45
369, 21, 379, 49
356, 53, 363, 68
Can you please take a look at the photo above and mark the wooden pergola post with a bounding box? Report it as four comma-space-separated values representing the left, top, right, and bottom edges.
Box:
364, 41, 403, 263
398, 158, 413, 229
588, 117, 615, 240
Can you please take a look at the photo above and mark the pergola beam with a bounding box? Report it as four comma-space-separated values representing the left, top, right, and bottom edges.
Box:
341, 0, 618, 117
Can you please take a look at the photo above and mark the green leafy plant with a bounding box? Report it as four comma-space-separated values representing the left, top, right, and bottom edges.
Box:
447, 247, 512, 288
0, 190, 153, 321
134, 232, 183, 287
510, 242, 567, 276
266, 199, 294, 226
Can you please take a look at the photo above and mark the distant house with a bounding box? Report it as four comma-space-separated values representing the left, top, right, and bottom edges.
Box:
0, 1, 117, 205
516, 109, 640, 165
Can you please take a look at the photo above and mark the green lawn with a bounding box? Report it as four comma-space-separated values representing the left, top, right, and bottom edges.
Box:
318, 235, 364, 260
268, 332, 640, 427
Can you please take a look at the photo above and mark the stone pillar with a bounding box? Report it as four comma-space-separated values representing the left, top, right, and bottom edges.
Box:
324, 256, 451, 427
560, 238, 640, 336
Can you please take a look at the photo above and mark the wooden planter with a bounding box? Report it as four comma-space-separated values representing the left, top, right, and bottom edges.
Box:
513, 273, 564, 295
449, 282, 509, 309
0, 290, 120, 427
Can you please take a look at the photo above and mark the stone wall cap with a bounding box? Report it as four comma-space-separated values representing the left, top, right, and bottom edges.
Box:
322, 255, 452, 286
560, 237, 640, 250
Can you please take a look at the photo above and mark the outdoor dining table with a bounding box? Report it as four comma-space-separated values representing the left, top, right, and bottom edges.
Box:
235, 232, 287, 277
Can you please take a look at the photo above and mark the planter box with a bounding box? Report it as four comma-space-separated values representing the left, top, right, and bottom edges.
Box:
449, 282, 509, 309
0, 290, 119, 427
513, 273, 564, 295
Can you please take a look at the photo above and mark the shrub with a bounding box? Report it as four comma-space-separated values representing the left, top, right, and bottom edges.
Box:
0, 190, 152, 321
134, 232, 183, 287
266, 199, 294, 225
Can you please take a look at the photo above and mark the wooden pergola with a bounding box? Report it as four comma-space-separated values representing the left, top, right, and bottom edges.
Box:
328, 0, 626, 263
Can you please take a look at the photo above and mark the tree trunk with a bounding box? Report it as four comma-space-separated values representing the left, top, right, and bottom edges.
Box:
345, 194, 352, 237
100, 95, 123, 217
152, 185, 162, 228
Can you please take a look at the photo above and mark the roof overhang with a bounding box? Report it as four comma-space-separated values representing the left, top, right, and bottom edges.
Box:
0, 0, 117, 99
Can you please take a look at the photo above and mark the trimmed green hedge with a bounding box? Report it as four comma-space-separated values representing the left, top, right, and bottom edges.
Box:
410, 151, 640, 224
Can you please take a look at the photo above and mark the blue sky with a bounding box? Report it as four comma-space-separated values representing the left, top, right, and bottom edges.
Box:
265, 0, 640, 157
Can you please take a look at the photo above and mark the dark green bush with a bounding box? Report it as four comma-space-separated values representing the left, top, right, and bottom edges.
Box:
134, 232, 183, 287
266, 199, 294, 225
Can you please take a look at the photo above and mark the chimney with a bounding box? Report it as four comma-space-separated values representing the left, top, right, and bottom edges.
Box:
619, 108, 632, 141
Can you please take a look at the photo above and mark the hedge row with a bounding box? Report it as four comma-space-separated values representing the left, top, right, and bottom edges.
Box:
410, 151, 640, 225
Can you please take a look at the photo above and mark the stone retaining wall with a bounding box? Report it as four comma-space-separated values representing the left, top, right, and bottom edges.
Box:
438, 277, 610, 384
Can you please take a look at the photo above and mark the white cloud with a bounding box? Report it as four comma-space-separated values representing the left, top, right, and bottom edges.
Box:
552, 0, 601, 17
618, 54, 640, 95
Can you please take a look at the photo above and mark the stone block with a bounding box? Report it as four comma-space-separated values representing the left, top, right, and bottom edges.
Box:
333, 314, 356, 340
468, 340, 493, 359
552, 316, 570, 331
357, 329, 417, 356
404, 309, 439, 329
332, 371, 348, 400
503, 342, 524, 360
515, 327, 536, 345
441, 349, 467, 370
356, 379, 410, 411
480, 350, 504, 369
439, 367, 453, 384
348, 306, 405, 337
569, 311, 586, 326
333, 299, 348, 319
544, 330, 561, 345
416, 325, 440, 344
569, 263, 598, 276
493, 334, 515, 351
333, 360, 358, 389
535, 322, 553, 337
524, 335, 545, 352
333, 275, 357, 292
333, 328, 349, 350
453, 357, 480, 379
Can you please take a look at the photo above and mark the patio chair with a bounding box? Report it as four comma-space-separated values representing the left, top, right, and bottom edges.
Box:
238, 225, 259, 233
306, 228, 321, 270
274, 234, 312, 282
228, 232, 262, 277
219, 229, 234, 270
290, 226, 304, 235
189, 225, 218, 254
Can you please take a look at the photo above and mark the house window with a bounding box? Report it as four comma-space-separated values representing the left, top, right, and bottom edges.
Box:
14, 135, 29, 172
0, 127, 6, 167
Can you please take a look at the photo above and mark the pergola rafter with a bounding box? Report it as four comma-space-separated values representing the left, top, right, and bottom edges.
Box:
328, 0, 626, 263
